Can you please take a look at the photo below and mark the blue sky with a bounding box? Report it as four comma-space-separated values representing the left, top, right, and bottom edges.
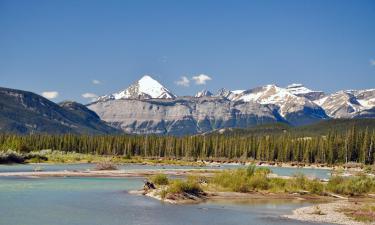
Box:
0, 0, 374, 103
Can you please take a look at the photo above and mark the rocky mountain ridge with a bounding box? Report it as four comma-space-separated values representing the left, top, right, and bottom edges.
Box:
0, 87, 119, 134
88, 75, 375, 135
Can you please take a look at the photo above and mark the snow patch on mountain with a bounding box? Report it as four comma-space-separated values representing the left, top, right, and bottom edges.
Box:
314, 91, 363, 118
286, 83, 315, 95
286, 83, 325, 101
233, 85, 322, 117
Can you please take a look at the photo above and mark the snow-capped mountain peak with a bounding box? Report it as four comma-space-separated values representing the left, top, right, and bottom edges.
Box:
286, 83, 325, 101
195, 89, 213, 98
97, 75, 176, 101
233, 84, 325, 118
286, 83, 314, 95
235, 84, 295, 105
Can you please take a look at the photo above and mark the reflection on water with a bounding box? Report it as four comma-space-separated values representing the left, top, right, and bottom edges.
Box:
0, 177, 329, 225
0, 163, 331, 179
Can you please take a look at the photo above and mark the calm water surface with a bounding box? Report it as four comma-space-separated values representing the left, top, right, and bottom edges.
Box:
0, 163, 331, 179
0, 177, 329, 225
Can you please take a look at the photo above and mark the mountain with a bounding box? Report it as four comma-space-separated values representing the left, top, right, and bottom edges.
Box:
286, 83, 325, 101
314, 91, 366, 118
231, 84, 328, 125
97, 75, 176, 101
195, 90, 213, 98
88, 96, 283, 135
215, 88, 246, 101
88, 75, 375, 134
351, 89, 375, 109
0, 87, 119, 134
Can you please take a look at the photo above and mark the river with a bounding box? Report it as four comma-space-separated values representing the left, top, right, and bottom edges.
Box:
0, 176, 330, 225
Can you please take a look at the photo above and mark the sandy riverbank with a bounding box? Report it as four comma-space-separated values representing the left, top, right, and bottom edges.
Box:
0, 169, 217, 178
284, 200, 375, 225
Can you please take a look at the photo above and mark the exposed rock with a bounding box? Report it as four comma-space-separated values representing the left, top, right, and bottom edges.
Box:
88, 97, 281, 135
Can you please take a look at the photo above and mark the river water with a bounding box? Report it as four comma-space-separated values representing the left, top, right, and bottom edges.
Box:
0, 176, 330, 225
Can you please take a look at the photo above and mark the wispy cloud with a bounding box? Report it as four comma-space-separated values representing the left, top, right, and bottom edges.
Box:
41, 91, 59, 99
192, 74, 212, 85
175, 76, 190, 87
82, 92, 98, 101
92, 79, 101, 85
370, 59, 375, 66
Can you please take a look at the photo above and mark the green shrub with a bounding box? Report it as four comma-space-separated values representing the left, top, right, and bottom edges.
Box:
327, 175, 375, 196
246, 164, 256, 176
269, 178, 288, 192
255, 167, 272, 176
212, 168, 270, 192
150, 174, 169, 185
292, 173, 308, 190
307, 179, 324, 195
167, 180, 203, 195
248, 174, 269, 190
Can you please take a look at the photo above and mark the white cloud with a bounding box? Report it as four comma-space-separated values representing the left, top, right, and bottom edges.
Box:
92, 79, 101, 85
41, 91, 59, 99
370, 59, 375, 66
82, 92, 98, 101
175, 76, 190, 87
192, 74, 212, 85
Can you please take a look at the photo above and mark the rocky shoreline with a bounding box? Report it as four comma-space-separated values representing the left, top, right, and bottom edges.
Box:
284, 200, 375, 225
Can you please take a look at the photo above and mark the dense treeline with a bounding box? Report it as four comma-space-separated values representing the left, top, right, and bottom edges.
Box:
0, 126, 374, 165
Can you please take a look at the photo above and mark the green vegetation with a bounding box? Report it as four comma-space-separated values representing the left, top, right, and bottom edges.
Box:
209, 166, 374, 196
0, 122, 375, 165
150, 174, 169, 185
216, 119, 375, 137
327, 175, 375, 196
0, 150, 49, 164
160, 177, 204, 199
166, 179, 203, 195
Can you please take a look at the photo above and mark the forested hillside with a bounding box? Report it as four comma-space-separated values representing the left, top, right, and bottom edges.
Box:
1, 124, 374, 165
209, 119, 375, 136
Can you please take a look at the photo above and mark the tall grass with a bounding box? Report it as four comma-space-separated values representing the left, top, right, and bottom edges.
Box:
150, 174, 169, 185
327, 175, 375, 196
211, 165, 374, 196
211, 165, 272, 192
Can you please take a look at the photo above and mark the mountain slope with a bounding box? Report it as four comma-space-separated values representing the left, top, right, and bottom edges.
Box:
0, 87, 119, 134
88, 97, 283, 135
314, 91, 364, 118
232, 85, 328, 125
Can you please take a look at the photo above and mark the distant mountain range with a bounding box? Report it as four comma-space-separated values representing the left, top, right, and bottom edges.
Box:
87, 75, 375, 135
1, 75, 374, 135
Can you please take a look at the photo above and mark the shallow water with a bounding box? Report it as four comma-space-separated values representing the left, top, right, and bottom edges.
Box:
0, 177, 329, 225
0, 163, 331, 179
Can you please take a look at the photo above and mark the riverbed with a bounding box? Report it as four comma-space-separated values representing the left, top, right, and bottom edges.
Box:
0, 163, 331, 179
